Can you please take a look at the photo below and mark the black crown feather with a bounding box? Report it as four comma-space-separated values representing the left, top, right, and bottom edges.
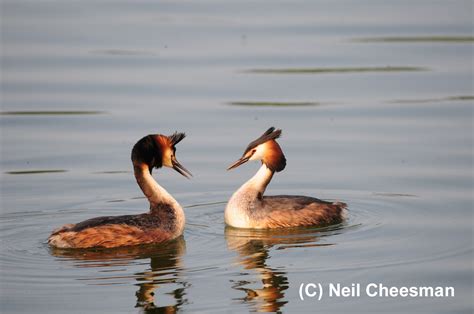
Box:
244, 127, 282, 155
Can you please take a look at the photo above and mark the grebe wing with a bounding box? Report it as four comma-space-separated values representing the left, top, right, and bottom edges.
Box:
253, 195, 345, 228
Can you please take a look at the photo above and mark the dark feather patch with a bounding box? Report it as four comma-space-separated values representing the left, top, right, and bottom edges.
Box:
264, 146, 286, 172
244, 127, 282, 154
131, 135, 163, 169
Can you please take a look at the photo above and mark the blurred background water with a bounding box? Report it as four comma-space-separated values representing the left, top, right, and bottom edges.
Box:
0, 0, 473, 313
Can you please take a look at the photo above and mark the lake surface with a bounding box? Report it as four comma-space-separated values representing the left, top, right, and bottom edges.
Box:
1, 0, 473, 313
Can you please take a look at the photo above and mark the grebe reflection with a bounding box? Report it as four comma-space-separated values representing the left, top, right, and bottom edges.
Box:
225, 227, 330, 312
50, 237, 187, 313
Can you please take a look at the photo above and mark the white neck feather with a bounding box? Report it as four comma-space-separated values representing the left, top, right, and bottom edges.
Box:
134, 165, 183, 213
240, 164, 274, 197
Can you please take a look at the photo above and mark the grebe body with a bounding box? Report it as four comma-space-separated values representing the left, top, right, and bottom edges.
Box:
225, 127, 346, 229
48, 133, 191, 249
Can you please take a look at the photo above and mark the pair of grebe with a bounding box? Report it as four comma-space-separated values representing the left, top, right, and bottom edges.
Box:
48, 128, 346, 249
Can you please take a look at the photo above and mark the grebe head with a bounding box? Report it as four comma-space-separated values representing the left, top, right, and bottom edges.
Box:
227, 127, 286, 172
131, 132, 192, 178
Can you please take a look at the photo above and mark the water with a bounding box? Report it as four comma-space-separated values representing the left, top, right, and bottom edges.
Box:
1, 0, 473, 313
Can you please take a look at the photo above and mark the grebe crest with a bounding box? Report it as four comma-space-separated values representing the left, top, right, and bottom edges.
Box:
225, 127, 347, 229
48, 132, 191, 249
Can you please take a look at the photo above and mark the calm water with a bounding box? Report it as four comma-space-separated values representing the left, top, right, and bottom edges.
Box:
1, 0, 473, 313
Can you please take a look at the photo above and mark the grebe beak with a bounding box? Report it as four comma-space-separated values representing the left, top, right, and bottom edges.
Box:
227, 156, 250, 170
171, 156, 192, 178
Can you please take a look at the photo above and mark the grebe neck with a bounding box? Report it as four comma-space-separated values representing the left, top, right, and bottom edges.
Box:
133, 164, 182, 214
238, 164, 274, 198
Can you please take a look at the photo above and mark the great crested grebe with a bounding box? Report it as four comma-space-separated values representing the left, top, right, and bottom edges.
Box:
225, 127, 346, 229
48, 132, 192, 249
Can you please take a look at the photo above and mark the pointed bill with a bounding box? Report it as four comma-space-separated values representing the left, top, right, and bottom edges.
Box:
171, 156, 192, 178
227, 156, 250, 170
